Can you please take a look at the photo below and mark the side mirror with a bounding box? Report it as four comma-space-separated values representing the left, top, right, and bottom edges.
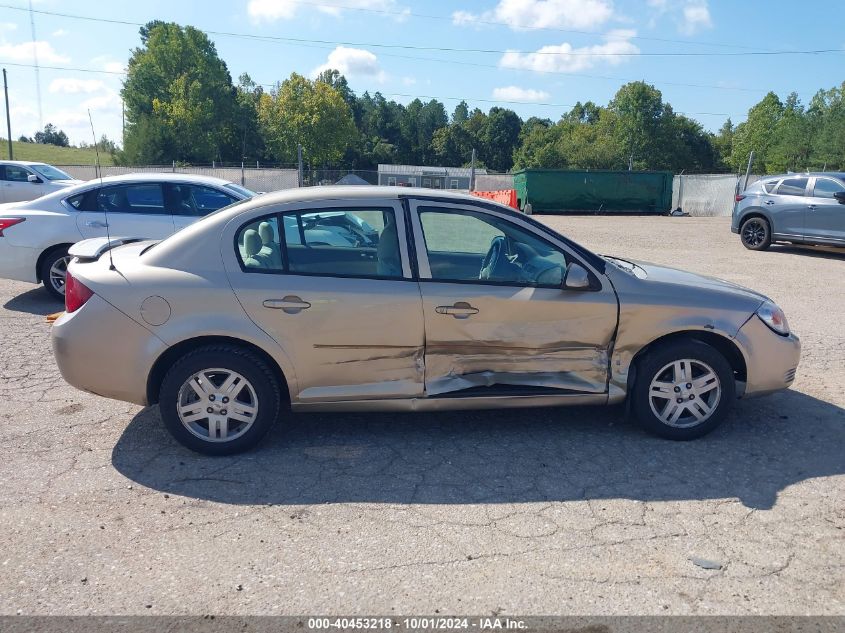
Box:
833, 191, 845, 205
562, 262, 591, 291
27, 174, 42, 184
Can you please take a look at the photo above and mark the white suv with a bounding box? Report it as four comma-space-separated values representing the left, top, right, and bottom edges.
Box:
0, 161, 82, 202
0, 173, 254, 299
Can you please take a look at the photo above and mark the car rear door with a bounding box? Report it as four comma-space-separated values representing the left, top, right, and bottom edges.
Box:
805, 177, 845, 245
76, 182, 175, 240
408, 199, 618, 396
223, 199, 425, 403
770, 177, 809, 239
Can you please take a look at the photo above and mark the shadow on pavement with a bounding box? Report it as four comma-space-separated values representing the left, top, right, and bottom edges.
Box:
112, 389, 845, 510
2, 286, 62, 316
768, 244, 845, 260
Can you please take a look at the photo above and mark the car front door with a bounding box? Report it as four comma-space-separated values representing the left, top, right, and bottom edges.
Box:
805, 177, 845, 245
408, 200, 618, 396
770, 177, 809, 239
225, 200, 425, 403
75, 183, 175, 240
2, 164, 44, 202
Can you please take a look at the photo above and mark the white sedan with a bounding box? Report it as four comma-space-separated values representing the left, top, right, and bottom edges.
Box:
0, 173, 255, 299
0, 161, 82, 202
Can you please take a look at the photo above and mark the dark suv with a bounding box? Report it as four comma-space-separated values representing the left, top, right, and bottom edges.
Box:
732, 173, 845, 250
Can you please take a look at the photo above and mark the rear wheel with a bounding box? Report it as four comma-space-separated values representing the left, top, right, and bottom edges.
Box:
740, 216, 771, 251
632, 341, 735, 440
39, 246, 71, 301
159, 345, 281, 455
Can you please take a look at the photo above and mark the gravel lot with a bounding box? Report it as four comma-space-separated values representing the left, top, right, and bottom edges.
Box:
0, 216, 842, 616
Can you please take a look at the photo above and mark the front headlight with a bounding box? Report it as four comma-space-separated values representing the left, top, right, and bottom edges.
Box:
756, 300, 789, 336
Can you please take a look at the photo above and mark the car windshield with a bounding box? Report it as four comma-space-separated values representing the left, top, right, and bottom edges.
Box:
29, 164, 74, 181
224, 183, 256, 198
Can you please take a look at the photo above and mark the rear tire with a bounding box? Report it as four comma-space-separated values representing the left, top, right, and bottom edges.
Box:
158, 345, 281, 455
740, 216, 771, 251
632, 340, 735, 440
39, 246, 71, 301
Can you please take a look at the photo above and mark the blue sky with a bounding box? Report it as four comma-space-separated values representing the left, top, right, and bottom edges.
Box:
1, 0, 844, 146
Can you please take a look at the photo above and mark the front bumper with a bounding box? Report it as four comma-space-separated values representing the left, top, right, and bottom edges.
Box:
0, 239, 39, 283
52, 294, 166, 406
734, 315, 801, 398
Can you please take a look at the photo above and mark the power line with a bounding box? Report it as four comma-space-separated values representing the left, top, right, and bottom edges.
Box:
0, 61, 731, 117
2, 4, 843, 58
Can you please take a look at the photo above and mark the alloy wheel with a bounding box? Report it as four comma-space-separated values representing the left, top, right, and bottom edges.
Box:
49, 255, 71, 296
648, 359, 722, 428
741, 220, 766, 247
176, 368, 259, 442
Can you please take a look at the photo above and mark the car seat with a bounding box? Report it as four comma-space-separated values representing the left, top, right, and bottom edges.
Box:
258, 221, 283, 268
242, 229, 267, 269
377, 215, 402, 277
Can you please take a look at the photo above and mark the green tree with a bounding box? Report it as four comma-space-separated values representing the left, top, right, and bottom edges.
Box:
34, 123, 69, 147
482, 107, 522, 172
122, 21, 236, 163
609, 81, 666, 169
729, 92, 784, 172
258, 72, 357, 166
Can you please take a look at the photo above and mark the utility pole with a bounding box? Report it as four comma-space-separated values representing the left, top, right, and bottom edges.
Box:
469, 148, 476, 192
3, 69, 12, 160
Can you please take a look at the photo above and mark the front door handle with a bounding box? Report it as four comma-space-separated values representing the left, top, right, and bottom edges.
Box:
435, 301, 479, 319
263, 296, 311, 314
807, 204, 817, 210
86, 220, 108, 228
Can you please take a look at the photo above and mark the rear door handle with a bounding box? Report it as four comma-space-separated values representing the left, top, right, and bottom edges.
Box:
807, 204, 817, 210
86, 220, 108, 228
764, 200, 775, 206
263, 296, 311, 314
435, 301, 479, 319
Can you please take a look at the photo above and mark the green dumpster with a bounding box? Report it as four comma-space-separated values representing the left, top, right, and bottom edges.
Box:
513, 169, 673, 214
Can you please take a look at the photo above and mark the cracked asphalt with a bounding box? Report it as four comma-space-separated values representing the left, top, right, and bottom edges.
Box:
0, 216, 843, 615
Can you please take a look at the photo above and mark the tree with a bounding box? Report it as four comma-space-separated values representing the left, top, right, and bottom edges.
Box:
480, 107, 521, 172
451, 101, 469, 125
258, 72, 357, 166
34, 123, 69, 147
121, 21, 236, 163
609, 82, 666, 168
729, 92, 784, 172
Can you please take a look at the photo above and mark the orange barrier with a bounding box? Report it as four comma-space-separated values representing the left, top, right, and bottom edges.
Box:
471, 189, 519, 210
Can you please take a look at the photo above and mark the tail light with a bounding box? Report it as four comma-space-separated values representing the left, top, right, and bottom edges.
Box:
0, 217, 25, 236
65, 270, 94, 313
735, 194, 746, 202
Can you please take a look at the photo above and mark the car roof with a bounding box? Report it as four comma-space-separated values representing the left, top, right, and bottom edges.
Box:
238, 185, 497, 207
0, 160, 50, 166
763, 172, 845, 181
78, 172, 235, 186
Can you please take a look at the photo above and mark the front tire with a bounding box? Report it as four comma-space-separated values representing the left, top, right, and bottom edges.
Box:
159, 345, 282, 455
740, 216, 771, 251
632, 340, 735, 440
39, 246, 71, 301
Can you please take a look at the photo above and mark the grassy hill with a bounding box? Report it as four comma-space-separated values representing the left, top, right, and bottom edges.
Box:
0, 139, 115, 166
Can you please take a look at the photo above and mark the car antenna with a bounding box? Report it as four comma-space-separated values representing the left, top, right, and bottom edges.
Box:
87, 109, 115, 271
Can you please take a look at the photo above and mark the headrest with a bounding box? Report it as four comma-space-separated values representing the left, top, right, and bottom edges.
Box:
243, 229, 262, 257
258, 221, 274, 244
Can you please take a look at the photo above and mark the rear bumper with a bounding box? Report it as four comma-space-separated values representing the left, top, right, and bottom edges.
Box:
734, 315, 801, 398
52, 294, 166, 406
0, 239, 39, 283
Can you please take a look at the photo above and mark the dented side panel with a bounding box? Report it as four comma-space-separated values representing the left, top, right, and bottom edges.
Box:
418, 282, 618, 395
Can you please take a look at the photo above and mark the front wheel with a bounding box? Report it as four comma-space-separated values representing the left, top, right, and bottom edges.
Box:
39, 246, 71, 301
632, 341, 735, 440
740, 217, 771, 251
159, 345, 282, 455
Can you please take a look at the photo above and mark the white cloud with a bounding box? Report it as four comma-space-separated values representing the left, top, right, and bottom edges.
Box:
313, 46, 386, 81
0, 40, 69, 64
500, 29, 639, 73
492, 86, 550, 102
0, 22, 18, 33
452, 0, 614, 31
52, 28, 69, 37
49, 78, 106, 94
248, 0, 406, 23
680, 1, 712, 35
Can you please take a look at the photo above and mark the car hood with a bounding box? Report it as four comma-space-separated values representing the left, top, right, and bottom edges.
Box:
607, 257, 770, 305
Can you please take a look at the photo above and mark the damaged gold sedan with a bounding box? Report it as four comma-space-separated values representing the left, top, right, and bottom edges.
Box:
51, 187, 800, 455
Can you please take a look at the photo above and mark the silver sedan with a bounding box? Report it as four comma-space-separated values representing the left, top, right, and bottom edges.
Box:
52, 187, 801, 455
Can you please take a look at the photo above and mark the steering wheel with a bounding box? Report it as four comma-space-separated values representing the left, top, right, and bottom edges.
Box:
479, 236, 506, 280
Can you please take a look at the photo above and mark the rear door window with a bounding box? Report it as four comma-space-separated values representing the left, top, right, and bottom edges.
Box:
776, 178, 808, 197
97, 184, 167, 214
164, 184, 239, 217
